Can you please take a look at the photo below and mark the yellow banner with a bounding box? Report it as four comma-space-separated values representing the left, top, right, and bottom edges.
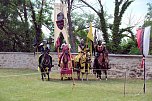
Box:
87, 23, 93, 41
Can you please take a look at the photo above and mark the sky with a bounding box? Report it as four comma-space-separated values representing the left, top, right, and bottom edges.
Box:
42, 0, 151, 38
79, 0, 150, 27
99, 0, 151, 40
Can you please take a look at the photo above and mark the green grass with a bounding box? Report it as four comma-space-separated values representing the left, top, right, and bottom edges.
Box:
0, 68, 152, 101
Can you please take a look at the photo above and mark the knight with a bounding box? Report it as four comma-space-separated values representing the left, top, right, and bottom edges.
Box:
73, 39, 87, 80
74, 39, 87, 66
78, 39, 86, 53
58, 43, 70, 67
93, 40, 104, 69
39, 46, 52, 68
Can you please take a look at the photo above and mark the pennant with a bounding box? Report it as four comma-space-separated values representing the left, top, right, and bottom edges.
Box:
87, 23, 94, 41
136, 28, 144, 53
143, 26, 151, 57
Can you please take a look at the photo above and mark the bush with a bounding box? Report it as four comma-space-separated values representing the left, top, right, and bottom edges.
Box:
120, 40, 140, 55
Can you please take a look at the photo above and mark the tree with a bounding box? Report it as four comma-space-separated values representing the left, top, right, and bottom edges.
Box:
0, 0, 34, 52
0, 0, 54, 52
29, 0, 44, 46
117, 10, 144, 54
79, 0, 134, 53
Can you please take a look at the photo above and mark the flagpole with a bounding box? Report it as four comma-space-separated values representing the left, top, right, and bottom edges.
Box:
143, 55, 146, 93
36, 46, 40, 71
57, 47, 60, 64
90, 41, 92, 57
68, 47, 75, 86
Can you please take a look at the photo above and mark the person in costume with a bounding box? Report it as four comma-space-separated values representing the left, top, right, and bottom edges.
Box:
58, 42, 69, 67
93, 40, 109, 71
38, 46, 52, 69
93, 40, 104, 68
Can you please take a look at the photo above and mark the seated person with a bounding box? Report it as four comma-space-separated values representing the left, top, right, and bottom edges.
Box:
93, 40, 104, 68
58, 43, 70, 67
78, 39, 86, 53
39, 47, 52, 68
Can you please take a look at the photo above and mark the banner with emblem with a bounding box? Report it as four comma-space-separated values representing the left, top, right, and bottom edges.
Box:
54, 3, 69, 47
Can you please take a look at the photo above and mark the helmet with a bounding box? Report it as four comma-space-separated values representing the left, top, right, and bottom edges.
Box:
97, 40, 102, 45
39, 42, 44, 46
44, 47, 50, 53
80, 39, 84, 45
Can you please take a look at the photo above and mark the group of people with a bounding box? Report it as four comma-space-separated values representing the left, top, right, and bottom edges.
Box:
76, 39, 109, 69
37, 38, 109, 80
38, 38, 109, 69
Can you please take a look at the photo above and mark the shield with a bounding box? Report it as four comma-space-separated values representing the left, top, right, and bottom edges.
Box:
56, 20, 64, 30
56, 12, 64, 30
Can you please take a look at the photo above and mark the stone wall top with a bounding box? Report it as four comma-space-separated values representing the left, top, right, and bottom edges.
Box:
1, 52, 151, 57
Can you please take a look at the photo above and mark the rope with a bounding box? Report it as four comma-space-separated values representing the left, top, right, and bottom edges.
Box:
0, 70, 52, 78
0, 72, 40, 78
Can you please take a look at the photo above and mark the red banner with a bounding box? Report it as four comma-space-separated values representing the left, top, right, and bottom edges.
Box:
136, 28, 144, 53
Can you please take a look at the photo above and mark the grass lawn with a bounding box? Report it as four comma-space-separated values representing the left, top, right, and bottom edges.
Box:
0, 68, 152, 101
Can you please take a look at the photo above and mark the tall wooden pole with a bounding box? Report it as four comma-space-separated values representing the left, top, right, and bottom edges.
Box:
124, 69, 127, 96
143, 55, 146, 93
57, 47, 60, 63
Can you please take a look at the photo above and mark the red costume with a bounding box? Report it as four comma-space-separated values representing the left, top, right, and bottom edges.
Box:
59, 44, 72, 80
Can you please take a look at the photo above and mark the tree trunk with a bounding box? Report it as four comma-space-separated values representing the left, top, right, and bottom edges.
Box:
98, 13, 109, 45
112, 18, 121, 53
29, 0, 43, 45
67, 0, 76, 52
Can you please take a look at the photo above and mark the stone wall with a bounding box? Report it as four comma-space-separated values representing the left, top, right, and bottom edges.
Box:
108, 54, 152, 79
0, 52, 151, 79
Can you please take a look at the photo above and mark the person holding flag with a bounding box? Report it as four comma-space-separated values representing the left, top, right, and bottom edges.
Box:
78, 39, 86, 52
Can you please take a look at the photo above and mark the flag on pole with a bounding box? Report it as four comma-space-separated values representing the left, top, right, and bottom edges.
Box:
143, 26, 151, 57
136, 26, 151, 68
54, 3, 69, 47
136, 26, 151, 56
87, 23, 94, 42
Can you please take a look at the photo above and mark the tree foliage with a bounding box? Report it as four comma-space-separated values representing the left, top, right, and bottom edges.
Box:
0, 0, 54, 52
71, 13, 96, 50
79, 0, 134, 53
0, 0, 34, 51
